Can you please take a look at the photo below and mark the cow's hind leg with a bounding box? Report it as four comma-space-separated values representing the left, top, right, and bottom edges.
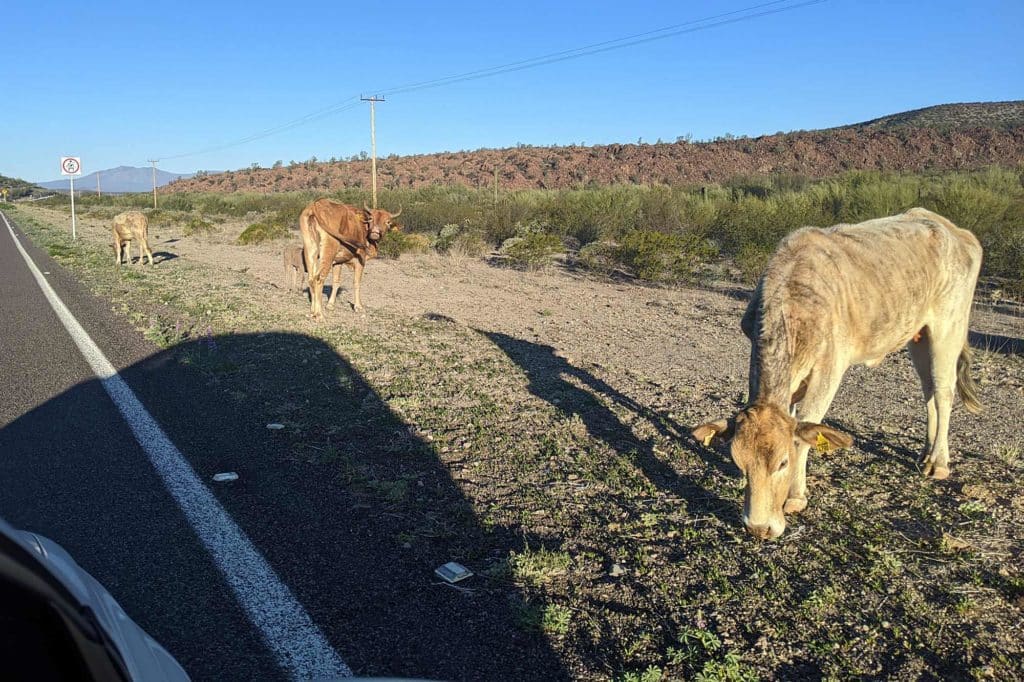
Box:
142, 240, 154, 265
309, 238, 340, 321
918, 323, 964, 479
326, 264, 343, 309
351, 259, 366, 312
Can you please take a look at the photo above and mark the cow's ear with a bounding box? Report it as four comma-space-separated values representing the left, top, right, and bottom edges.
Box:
692, 418, 735, 447
794, 422, 853, 452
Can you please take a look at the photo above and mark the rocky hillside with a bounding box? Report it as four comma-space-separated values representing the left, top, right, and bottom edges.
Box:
165, 102, 1024, 194
844, 100, 1024, 132
0, 174, 48, 200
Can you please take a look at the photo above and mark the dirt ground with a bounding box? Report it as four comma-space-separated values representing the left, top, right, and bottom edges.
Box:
13, 203, 1024, 680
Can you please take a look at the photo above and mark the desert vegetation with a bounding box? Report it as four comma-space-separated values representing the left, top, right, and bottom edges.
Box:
39, 166, 1024, 295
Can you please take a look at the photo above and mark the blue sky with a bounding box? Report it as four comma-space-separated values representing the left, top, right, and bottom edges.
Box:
2, 0, 1021, 183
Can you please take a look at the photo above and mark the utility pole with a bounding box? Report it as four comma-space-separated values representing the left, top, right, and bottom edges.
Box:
97, 171, 101, 198
147, 159, 158, 209
360, 95, 384, 208
493, 166, 499, 206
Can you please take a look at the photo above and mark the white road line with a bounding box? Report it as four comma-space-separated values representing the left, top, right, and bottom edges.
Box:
1, 211, 351, 680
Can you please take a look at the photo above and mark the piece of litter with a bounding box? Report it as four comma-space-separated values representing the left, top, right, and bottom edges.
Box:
212, 472, 239, 483
609, 563, 627, 578
266, 423, 284, 430
435, 562, 473, 584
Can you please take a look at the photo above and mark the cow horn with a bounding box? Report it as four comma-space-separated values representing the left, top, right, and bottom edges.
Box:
363, 202, 372, 213
390, 205, 402, 219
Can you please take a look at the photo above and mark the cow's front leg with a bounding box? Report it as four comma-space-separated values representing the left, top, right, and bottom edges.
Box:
786, 369, 843, 513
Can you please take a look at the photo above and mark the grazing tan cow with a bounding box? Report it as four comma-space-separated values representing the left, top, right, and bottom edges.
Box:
282, 243, 342, 297
693, 208, 982, 539
112, 211, 154, 266
298, 199, 401, 321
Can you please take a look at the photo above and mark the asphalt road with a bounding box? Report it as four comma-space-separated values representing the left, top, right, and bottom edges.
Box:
0, 212, 291, 680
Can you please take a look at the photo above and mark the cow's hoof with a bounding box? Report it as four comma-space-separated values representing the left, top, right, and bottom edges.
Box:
783, 497, 808, 514
352, 305, 365, 313
923, 462, 951, 480
327, 302, 336, 310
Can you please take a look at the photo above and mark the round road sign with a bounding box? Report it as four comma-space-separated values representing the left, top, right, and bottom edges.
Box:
61, 157, 82, 175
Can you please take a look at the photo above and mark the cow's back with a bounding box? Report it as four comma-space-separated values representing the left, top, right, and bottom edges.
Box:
761, 208, 981, 363
113, 211, 148, 239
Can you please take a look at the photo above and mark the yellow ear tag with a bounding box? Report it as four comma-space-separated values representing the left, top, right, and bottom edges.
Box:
702, 433, 715, 447
815, 432, 831, 454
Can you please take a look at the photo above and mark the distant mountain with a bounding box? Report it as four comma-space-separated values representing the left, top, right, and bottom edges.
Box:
38, 166, 193, 193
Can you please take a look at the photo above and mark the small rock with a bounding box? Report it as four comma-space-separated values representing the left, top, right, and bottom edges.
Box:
212, 472, 239, 483
609, 563, 627, 578
266, 423, 285, 430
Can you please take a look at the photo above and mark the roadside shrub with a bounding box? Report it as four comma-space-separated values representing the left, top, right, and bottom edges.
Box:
377, 231, 431, 259
447, 231, 490, 257
434, 222, 466, 252
577, 241, 620, 275
501, 232, 563, 269
735, 243, 773, 283
183, 215, 217, 236
237, 210, 293, 245
613, 230, 718, 282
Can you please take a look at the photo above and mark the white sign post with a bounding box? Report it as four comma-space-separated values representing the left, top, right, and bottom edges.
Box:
60, 156, 82, 239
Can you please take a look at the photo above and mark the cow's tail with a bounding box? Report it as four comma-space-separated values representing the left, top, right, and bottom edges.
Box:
956, 343, 983, 414
298, 209, 320, 276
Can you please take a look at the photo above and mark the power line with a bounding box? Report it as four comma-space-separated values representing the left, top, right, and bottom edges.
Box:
378, 0, 823, 98
153, 0, 828, 163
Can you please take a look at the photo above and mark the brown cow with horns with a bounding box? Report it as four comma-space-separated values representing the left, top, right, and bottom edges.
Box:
298, 198, 401, 321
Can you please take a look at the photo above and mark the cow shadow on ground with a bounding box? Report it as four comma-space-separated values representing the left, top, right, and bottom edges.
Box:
151, 251, 178, 264
829, 424, 924, 474
479, 330, 741, 526
0, 331, 570, 682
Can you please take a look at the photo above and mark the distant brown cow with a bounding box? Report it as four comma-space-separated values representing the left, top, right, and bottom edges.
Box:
692, 208, 982, 539
298, 199, 401, 321
112, 211, 154, 266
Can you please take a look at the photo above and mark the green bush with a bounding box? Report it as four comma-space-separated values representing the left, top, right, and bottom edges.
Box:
377, 231, 431, 259
613, 230, 718, 282
237, 210, 293, 245
183, 215, 217, 236
501, 232, 563, 268
577, 241, 620, 275
735, 243, 773, 283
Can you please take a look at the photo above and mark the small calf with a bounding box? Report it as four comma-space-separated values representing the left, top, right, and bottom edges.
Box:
282, 243, 342, 299
283, 244, 306, 291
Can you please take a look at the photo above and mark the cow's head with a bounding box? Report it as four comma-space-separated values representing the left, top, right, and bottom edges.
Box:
362, 204, 402, 242
692, 404, 851, 539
